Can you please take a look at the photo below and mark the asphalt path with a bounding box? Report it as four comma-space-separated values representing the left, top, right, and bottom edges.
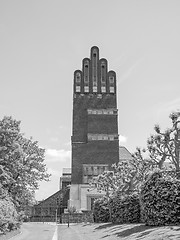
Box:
11, 223, 57, 240
57, 225, 93, 240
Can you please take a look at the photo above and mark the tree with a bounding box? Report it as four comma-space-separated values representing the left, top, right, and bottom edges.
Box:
147, 111, 180, 174
0, 116, 50, 208
89, 171, 117, 221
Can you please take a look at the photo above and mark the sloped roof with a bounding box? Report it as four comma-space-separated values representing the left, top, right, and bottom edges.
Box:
119, 146, 133, 161
35, 190, 62, 206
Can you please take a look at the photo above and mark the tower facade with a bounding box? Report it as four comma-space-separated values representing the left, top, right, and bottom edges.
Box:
70, 46, 119, 210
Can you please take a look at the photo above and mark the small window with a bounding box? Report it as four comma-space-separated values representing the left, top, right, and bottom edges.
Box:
94, 166, 98, 175
76, 86, 81, 92
76, 73, 81, 83
84, 86, 89, 92
101, 87, 106, 93
109, 135, 114, 141
93, 86, 97, 92
113, 110, 118, 114
93, 80, 97, 86
87, 109, 92, 114
110, 87, 114, 93
97, 135, 102, 140
109, 76, 114, 84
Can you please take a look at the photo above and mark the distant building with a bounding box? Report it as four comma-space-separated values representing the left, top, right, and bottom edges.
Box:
59, 168, 71, 190
30, 170, 70, 222
119, 146, 133, 161
69, 46, 119, 210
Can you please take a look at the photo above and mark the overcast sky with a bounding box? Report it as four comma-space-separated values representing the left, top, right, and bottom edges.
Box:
1, 0, 180, 201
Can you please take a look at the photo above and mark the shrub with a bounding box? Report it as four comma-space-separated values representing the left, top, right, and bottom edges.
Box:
140, 170, 180, 226
111, 193, 141, 223
93, 197, 110, 223
0, 198, 19, 233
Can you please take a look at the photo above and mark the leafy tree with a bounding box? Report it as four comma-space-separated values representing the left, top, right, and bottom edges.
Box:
0, 116, 50, 208
147, 112, 180, 174
90, 149, 155, 198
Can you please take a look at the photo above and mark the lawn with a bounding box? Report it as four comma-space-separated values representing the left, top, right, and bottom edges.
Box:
0, 229, 20, 240
65, 222, 180, 240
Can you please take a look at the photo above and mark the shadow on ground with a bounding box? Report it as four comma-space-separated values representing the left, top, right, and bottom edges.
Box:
94, 223, 116, 230
114, 225, 157, 238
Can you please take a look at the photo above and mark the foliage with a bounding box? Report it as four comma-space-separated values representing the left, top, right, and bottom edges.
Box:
115, 148, 156, 194
147, 112, 180, 173
90, 150, 154, 202
140, 169, 180, 226
111, 193, 141, 224
90, 171, 118, 198
93, 197, 110, 223
0, 116, 50, 209
0, 195, 19, 233
68, 206, 77, 214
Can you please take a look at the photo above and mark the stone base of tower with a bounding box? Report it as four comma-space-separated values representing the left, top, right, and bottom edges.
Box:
69, 184, 105, 211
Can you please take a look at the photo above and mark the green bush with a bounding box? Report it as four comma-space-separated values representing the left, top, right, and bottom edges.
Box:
140, 170, 180, 226
111, 193, 141, 223
0, 198, 19, 233
93, 197, 110, 223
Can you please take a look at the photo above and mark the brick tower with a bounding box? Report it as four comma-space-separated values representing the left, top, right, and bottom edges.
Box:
69, 46, 119, 210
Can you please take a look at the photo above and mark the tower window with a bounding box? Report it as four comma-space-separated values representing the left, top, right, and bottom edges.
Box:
110, 87, 114, 93
88, 134, 119, 141
75, 72, 81, 92
109, 76, 114, 84
82, 164, 109, 183
87, 108, 117, 115
101, 62, 106, 93
76, 73, 81, 83
84, 61, 89, 92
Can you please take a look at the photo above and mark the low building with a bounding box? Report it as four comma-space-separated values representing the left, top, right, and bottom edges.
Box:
30, 169, 71, 222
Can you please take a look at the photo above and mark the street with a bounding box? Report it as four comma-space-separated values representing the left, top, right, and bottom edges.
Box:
11, 223, 56, 240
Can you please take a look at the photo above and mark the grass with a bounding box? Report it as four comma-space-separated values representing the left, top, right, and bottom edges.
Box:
0, 229, 20, 240
65, 222, 180, 240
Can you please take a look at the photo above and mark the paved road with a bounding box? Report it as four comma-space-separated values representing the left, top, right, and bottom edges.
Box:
57, 225, 93, 240
11, 223, 56, 240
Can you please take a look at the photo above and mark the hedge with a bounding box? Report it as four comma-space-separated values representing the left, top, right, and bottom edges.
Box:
111, 193, 141, 224
140, 170, 180, 226
93, 197, 110, 223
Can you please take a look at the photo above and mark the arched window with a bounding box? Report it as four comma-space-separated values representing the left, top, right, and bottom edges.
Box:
109, 76, 115, 93
101, 62, 106, 93
75, 72, 81, 92
92, 49, 98, 92
84, 61, 89, 92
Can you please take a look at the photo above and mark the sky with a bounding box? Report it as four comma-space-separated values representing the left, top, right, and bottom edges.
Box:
1, 0, 180, 201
